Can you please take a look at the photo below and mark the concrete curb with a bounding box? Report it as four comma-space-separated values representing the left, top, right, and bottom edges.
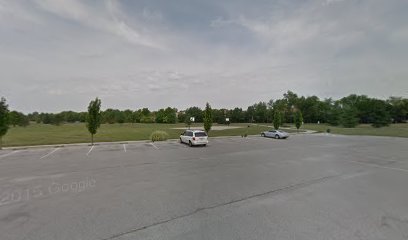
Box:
1, 135, 266, 150
2, 140, 151, 151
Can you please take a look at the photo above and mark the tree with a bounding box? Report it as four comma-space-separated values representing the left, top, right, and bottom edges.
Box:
115, 111, 125, 124
9, 111, 19, 127
246, 106, 255, 123
9, 111, 29, 127
185, 107, 203, 122
27, 111, 39, 123
212, 108, 226, 124
203, 102, 213, 133
156, 107, 177, 123
283, 91, 299, 122
340, 106, 359, 128
297, 96, 321, 123
52, 113, 64, 126
369, 99, 391, 128
86, 98, 102, 145
164, 107, 177, 123
155, 108, 166, 123
0, 97, 10, 149
230, 107, 244, 123
79, 112, 87, 122
42, 113, 53, 124
123, 109, 134, 123
246, 102, 268, 123
131, 110, 142, 123
387, 97, 408, 123
177, 111, 186, 123
294, 111, 303, 132
253, 102, 268, 123
272, 99, 287, 122
273, 111, 282, 130
102, 109, 117, 124
141, 108, 151, 117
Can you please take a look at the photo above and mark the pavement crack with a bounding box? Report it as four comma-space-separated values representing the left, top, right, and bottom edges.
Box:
101, 174, 339, 240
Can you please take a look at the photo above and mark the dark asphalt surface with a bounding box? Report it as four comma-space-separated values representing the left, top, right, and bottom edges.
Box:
0, 134, 408, 240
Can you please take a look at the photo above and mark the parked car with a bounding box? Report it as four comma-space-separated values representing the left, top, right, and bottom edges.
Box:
261, 129, 289, 139
180, 130, 209, 147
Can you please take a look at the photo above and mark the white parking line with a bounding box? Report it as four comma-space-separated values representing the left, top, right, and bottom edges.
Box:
150, 142, 159, 149
0, 150, 21, 159
40, 148, 60, 159
123, 144, 127, 152
86, 145, 94, 156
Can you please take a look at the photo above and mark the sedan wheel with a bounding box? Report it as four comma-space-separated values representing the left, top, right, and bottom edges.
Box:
261, 133, 265, 137
275, 134, 280, 139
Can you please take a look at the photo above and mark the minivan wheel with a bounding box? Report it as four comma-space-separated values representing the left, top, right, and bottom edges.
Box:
275, 134, 280, 139
189, 141, 193, 147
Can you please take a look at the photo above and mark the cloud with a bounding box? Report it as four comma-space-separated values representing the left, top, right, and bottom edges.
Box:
0, 0, 407, 112
33, 0, 166, 49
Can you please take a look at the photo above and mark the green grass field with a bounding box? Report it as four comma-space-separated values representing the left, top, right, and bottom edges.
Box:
298, 123, 408, 138
2, 123, 273, 147
2, 122, 407, 147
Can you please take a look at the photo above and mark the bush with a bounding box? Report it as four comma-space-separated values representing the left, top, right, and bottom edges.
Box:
150, 131, 169, 142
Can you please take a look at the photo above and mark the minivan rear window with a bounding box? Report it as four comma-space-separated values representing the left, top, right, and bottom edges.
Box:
195, 132, 207, 137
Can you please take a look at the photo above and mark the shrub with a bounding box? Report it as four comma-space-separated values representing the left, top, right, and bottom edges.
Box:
150, 131, 169, 142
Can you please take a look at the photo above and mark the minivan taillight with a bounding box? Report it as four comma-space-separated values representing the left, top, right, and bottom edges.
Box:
192, 137, 196, 141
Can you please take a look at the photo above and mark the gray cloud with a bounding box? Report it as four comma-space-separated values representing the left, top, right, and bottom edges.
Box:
0, 0, 407, 112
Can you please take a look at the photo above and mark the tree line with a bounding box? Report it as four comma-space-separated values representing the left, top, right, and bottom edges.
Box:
1, 92, 407, 148
2, 91, 408, 127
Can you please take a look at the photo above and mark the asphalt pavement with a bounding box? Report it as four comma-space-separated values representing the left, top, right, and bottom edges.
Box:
0, 134, 408, 240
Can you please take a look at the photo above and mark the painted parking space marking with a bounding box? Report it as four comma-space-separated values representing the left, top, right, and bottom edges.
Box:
40, 148, 60, 159
123, 144, 127, 152
86, 145, 94, 156
0, 150, 21, 159
150, 142, 159, 149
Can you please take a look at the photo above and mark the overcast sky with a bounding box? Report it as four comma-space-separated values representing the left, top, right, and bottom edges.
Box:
1, 0, 407, 113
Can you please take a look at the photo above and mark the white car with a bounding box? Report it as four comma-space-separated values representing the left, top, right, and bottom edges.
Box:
180, 130, 208, 147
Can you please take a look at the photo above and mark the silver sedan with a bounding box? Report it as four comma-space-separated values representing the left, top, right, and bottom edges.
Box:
261, 130, 289, 139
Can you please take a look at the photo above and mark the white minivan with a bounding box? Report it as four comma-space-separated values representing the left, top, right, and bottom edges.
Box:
180, 130, 208, 147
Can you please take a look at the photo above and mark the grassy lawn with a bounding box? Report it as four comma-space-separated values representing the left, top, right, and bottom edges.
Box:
2, 123, 272, 147
3, 122, 406, 147
297, 123, 408, 138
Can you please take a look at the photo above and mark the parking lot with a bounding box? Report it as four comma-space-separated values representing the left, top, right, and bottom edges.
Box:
1, 134, 408, 240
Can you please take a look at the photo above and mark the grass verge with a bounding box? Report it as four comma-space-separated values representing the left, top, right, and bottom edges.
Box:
4, 122, 406, 147
2, 123, 272, 147
297, 123, 408, 138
